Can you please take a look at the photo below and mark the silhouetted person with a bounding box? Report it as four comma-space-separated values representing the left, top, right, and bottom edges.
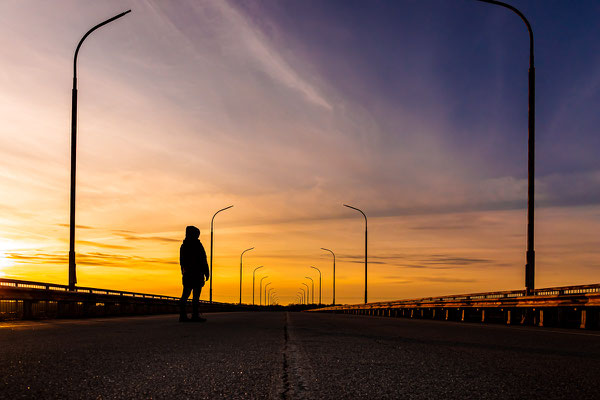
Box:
179, 225, 209, 322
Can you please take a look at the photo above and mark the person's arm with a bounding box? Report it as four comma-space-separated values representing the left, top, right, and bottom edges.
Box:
180, 244, 186, 274
200, 243, 209, 281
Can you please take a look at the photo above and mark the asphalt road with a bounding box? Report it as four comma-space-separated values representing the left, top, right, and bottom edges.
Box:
1, 312, 599, 399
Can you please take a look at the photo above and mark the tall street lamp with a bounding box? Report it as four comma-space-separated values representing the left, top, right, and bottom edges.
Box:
259, 276, 268, 306
68, 10, 131, 291
344, 204, 368, 303
252, 266, 263, 305
299, 288, 306, 305
268, 289, 275, 306
264, 282, 271, 306
209, 205, 233, 303
310, 266, 322, 305
473, 0, 536, 294
302, 283, 310, 305
305, 277, 314, 304
321, 248, 335, 305
239, 247, 254, 304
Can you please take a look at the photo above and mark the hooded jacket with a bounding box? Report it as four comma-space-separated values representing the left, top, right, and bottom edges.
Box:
180, 226, 209, 281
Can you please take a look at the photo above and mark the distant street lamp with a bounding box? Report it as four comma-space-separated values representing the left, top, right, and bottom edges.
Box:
264, 282, 271, 306
209, 205, 233, 303
268, 289, 275, 305
321, 248, 336, 305
472, 0, 536, 294
344, 204, 368, 303
259, 276, 268, 306
310, 266, 322, 305
299, 288, 306, 305
239, 247, 254, 304
302, 283, 310, 305
305, 277, 314, 304
252, 266, 264, 305
68, 9, 131, 291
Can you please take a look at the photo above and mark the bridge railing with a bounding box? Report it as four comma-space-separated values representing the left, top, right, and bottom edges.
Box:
0, 278, 252, 320
308, 283, 600, 330
0, 278, 183, 300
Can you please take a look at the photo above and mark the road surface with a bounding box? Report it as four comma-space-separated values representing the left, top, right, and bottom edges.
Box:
1, 312, 598, 399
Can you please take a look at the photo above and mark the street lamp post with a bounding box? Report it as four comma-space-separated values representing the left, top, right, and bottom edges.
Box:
321, 248, 335, 305
299, 288, 306, 305
344, 204, 368, 303
239, 247, 254, 304
209, 205, 233, 303
68, 9, 131, 291
259, 276, 268, 306
302, 283, 310, 305
252, 266, 263, 305
268, 289, 274, 306
310, 266, 322, 305
264, 282, 271, 306
473, 0, 536, 294
305, 277, 314, 304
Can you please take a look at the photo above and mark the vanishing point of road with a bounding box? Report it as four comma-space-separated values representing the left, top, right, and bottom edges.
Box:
1, 312, 598, 399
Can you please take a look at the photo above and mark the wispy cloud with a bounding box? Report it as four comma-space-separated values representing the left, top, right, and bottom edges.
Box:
77, 240, 133, 250
414, 276, 479, 284
337, 252, 493, 269
7, 251, 176, 269
115, 233, 180, 243
57, 224, 94, 230
146, 0, 331, 111
214, 1, 332, 110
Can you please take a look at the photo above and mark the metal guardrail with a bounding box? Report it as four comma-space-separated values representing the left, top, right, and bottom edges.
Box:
308, 283, 600, 329
0, 278, 250, 320
0, 278, 186, 301
313, 284, 600, 309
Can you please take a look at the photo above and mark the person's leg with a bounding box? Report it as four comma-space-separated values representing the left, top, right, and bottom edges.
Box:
191, 286, 202, 320
180, 287, 192, 321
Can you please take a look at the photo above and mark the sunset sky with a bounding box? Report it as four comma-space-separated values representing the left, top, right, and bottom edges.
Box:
1, 0, 599, 304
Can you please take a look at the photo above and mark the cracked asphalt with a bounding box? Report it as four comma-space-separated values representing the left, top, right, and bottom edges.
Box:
1, 312, 598, 399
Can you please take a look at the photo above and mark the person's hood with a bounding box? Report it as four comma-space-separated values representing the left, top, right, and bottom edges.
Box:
185, 226, 200, 240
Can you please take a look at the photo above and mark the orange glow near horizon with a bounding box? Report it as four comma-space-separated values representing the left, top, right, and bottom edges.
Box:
2, 206, 599, 304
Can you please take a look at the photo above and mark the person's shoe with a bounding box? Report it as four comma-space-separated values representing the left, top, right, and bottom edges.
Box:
179, 314, 190, 322
190, 316, 207, 323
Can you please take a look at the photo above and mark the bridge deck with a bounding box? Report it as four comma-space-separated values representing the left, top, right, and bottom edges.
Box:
1, 312, 598, 399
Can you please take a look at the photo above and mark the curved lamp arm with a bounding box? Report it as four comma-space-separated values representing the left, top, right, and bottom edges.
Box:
74, 10, 131, 80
